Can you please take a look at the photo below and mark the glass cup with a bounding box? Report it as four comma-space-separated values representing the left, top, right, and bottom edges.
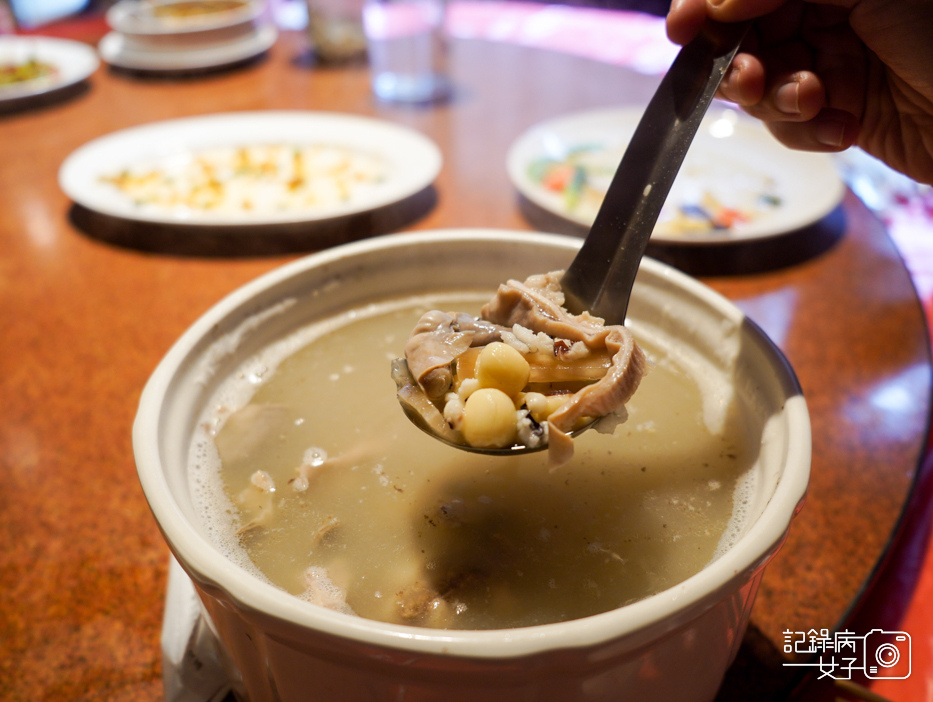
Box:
362, 0, 450, 103
305, 0, 367, 63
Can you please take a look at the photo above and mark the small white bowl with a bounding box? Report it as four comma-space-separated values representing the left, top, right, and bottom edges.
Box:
106, 0, 264, 51
134, 230, 810, 702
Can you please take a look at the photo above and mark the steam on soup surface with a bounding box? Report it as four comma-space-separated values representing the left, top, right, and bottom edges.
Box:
191, 293, 757, 630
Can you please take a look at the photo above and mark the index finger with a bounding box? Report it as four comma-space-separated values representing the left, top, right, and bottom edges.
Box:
667, 0, 789, 45
707, 0, 791, 23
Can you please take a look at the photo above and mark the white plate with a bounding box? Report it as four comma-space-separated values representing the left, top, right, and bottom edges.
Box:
59, 111, 443, 227
0, 36, 99, 107
507, 105, 845, 244
98, 22, 277, 72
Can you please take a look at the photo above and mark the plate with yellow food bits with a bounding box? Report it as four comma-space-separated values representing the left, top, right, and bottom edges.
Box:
59, 111, 442, 227
507, 104, 844, 245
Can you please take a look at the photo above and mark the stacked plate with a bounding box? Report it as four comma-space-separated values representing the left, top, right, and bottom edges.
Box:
99, 0, 277, 73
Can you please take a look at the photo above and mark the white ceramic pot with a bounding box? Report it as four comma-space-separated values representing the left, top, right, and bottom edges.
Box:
134, 230, 810, 702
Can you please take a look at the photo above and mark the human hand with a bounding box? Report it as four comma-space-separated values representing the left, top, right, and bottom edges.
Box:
666, 0, 933, 185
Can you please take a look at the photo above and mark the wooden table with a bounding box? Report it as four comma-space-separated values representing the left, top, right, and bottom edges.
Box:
1, 26, 929, 701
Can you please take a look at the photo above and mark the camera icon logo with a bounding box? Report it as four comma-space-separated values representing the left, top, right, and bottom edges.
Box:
863, 629, 911, 679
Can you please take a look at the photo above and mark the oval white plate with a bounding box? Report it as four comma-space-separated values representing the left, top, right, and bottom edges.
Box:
0, 36, 99, 106
507, 105, 845, 244
59, 111, 443, 227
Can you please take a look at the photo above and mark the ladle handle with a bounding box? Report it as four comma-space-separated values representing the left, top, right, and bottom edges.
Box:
561, 20, 749, 325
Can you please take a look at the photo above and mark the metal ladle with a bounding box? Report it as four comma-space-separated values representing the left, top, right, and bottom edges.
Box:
397, 19, 750, 455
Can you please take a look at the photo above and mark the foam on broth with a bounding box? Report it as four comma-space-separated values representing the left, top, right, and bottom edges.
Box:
189, 293, 759, 630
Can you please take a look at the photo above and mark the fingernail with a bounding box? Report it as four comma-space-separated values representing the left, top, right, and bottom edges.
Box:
709, 0, 726, 7
816, 118, 846, 148
775, 83, 799, 115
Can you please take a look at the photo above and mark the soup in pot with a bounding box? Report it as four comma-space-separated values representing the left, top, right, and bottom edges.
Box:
189, 292, 758, 630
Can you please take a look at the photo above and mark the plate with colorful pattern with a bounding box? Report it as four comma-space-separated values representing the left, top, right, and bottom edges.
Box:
507, 104, 845, 244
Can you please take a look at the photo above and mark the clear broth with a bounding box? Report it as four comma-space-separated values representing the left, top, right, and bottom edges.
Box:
191, 295, 757, 629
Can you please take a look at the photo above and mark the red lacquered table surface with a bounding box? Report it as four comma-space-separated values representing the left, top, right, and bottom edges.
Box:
0, 14, 930, 702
